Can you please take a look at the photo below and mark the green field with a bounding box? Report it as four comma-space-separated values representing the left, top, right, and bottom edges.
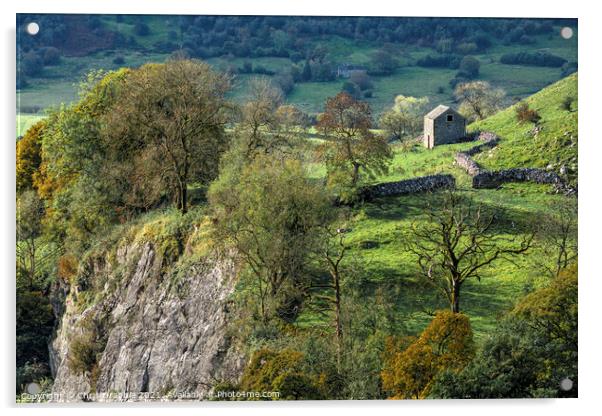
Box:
472, 73, 578, 182
16, 23, 577, 135
297, 74, 578, 340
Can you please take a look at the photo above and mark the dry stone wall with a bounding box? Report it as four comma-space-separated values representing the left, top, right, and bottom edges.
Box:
360, 174, 455, 200
454, 131, 576, 196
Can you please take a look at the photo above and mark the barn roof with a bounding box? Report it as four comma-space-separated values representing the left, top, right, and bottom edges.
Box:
425, 105, 452, 120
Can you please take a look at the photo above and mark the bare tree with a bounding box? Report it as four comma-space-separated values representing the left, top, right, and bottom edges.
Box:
405, 192, 533, 313
535, 200, 577, 277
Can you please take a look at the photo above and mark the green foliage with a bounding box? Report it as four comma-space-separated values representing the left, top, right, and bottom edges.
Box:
209, 155, 333, 322
239, 348, 324, 400
431, 265, 577, 398
16, 291, 55, 369
379, 95, 429, 141
68, 313, 111, 387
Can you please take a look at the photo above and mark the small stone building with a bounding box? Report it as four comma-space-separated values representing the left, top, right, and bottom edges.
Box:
423, 105, 466, 149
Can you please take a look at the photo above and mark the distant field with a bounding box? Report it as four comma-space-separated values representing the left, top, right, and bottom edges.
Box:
16, 113, 45, 137
16, 23, 577, 137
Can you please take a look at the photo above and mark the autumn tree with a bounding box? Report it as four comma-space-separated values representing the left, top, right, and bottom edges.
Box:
382, 310, 475, 399
104, 59, 232, 214
209, 155, 333, 322
405, 192, 532, 313
454, 81, 505, 122
379, 95, 429, 142
16, 120, 45, 194
431, 265, 577, 398
317, 92, 392, 200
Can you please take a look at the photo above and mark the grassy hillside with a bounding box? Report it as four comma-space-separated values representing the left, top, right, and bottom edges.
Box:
298, 75, 578, 340
471, 73, 578, 183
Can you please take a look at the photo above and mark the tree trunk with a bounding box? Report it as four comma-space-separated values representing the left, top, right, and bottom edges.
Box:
334, 271, 342, 369
450, 280, 461, 313
351, 163, 360, 186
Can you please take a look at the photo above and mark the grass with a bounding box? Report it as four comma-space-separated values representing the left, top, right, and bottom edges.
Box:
470, 72, 578, 182
297, 73, 578, 341
16, 113, 45, 137
16, 23, 577, 126
300, 138, 575, 340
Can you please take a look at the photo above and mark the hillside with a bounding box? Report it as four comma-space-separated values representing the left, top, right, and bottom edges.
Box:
471, 73, 578, 183
17, 15, 578, 126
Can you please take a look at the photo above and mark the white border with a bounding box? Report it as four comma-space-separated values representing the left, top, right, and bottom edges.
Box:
2, 1, 600, 415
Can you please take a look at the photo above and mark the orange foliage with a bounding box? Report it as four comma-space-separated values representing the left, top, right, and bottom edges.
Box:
57, 254, 78, 283
16, 120, 45, 193
382, 310, 475, 399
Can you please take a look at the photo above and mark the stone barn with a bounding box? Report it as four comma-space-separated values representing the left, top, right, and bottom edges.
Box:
423, 105, 466, 149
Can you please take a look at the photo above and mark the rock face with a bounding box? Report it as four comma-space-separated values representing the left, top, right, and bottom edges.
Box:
49, 242, 244, 402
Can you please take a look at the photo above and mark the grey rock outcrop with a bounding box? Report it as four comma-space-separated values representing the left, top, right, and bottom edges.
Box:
49, 242, 244, 402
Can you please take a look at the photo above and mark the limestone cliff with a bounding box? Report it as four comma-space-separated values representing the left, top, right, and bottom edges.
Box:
49, 241, 244, 402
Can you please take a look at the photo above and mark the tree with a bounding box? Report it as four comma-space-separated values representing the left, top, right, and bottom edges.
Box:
454, 81, 505, 122
310, 224, 351, 368
104, 60, 232, 214
16, 191, 58, 291
535, 200, 577, 278
316, 92, 392, 199
431, 265, 577, 398
457, 55, 480, 79
379, 95, 429, 141
209, 156, 332, 322
301, 60, 312, 81
382, 310, 475, 399
405, 192, 532, 313
369, 49, 398, 75
16, 120, 45, 193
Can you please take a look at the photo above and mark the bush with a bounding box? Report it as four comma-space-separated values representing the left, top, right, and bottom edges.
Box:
134, 22, 150, 36
239, 348, 324, 400
382, 311, 474, 399
515, 102, 541, 123
500, 51, 567, 67
40, 47, 61, 65
21, 51, 44, 77
416, 54, 461, 69
112, 55, 125, 65
560, 96, 575, 112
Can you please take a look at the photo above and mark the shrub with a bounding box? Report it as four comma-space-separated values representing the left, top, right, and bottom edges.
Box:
16, 120, 45, 193
416, 54, 461, 69
67, 313, 109, 384
134, 22, 150, 36
500, 51, 567, 67
560, 96, 575, 112
40, 47, 61, 65
239, 348, 324, 400
112, 55, 125, 65
515, 102, 541, 124
21, 51, 44, 77
382, 311, 474, 399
